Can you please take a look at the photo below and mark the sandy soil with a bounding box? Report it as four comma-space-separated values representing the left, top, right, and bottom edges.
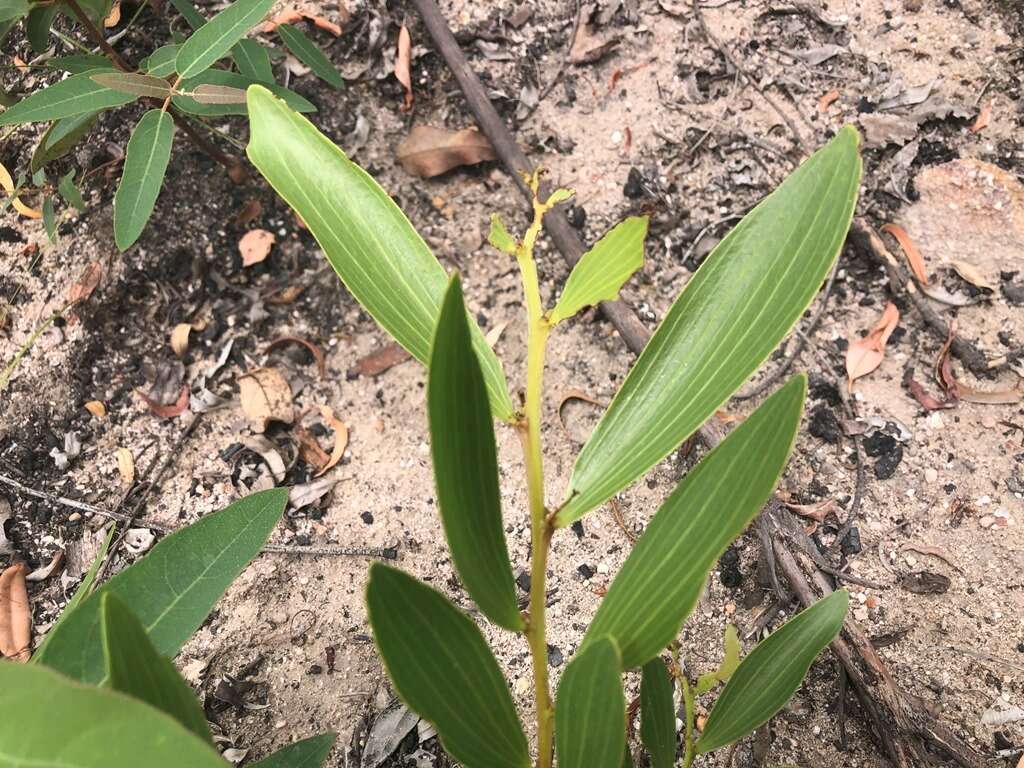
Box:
1, 0, 1023, 766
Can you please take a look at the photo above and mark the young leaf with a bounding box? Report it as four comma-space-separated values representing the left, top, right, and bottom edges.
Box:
640, 658, 676, 768
488, 213, 516, 255
191, 83, 248, 104
113, 109, 174, 251
31, 111, 100, 173
141, 44, 181, 77
549, 216, 648, 325
428, 276, 522, 631
32, 488, 286, 685
25, 3, 58, 52
696, 590, 849, 753
580, 375, 807, 669
100, 592, 212, 743
365, 563, 530, 768
246, 85, 515, 422
0, 0, 27, 23
175, 0, 276, 78
42, 195, 56, 241
0, 663, 228, 767
249, 733, 337, 767
175, 70, 314, 116
0, 69, 137, 126
276, 23, 343, 88
695, 625, 741, 695
90, 72, 175, 99
555, 636, 626, 768
46, 54, 110, 74
557, 127, 861, 525
233, 37, 274, 83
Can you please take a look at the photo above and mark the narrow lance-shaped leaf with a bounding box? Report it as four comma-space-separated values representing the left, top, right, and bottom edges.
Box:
46, 54, 110, 74
233, 37, 275, 83
175, 0, 276, 78
113, 109, 175, 251
249, 733, 337, 767
276, 23, 343, 88
555, 636, 626, 768
0, 663, 227, 767
581, 374, 807, 669
246, 86, 515, 421
168, 0, 206, 29
31, 111, 100, 173
100, 593, 212, 743
0, 69, 137, 126
696, 590, 849, 754
640, 658, 676, 768
32, 488, 286, 684
90, 72, 175, 99
549, 216, 648, 325
175, 70, 314, 117
429, 276, 522, 631
61, 525, 113, 618
141, 44, 181, 77
25, 4, 58, 53
557, 127, 861, 525
366, 564, 530, 768
42, 196, 56, 242
191, 84, 248, 104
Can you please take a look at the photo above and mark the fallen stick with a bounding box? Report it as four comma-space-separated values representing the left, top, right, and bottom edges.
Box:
409, 1, 985, 764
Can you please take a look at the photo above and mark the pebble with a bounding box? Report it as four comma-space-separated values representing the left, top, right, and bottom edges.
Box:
925, 467, 938, 483
596, 563, 609, 575
68, 512, 81, 522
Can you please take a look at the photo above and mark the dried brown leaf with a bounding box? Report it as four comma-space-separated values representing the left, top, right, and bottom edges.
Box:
934, 322, 1021, 404
137, 384, 189, 419
0, 563, 31, 662
970, 101, 991, 134
266, 283, 308, 305
170, 323, 192, 358
397, 126, 497, 178
84, 400, 106, 419
26, 550, 64, 582
903, 369, 951, 411
115, 447, 135, 485
348, 342, 411, 377
817, 89, 840, 112
881, 223, 928, 284
783, 498, 836, 523
239, 368, 294, 432
239, 229, 275, 267
235, 198, 263, 227
395, 25, 413, 112
846, 302, 900, 387
317, 404, 348, 475
264, 7, 342, 36
267, 335, 326, 378
569, 5, 619, 64
949, 259, 996, 291
294, 426, 330, 471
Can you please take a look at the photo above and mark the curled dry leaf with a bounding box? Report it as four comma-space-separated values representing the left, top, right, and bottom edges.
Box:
0, 562, 31, 662
239, 367, 294, 432
170, 323, 192, 357
846, 302, 900, 387
104, 0, 120, 27
395, 24, 413, 112
936, 323, 1023, 404
26, 550, 64, 582
288, 476, 336, 508
949, 259, 996, 291
0, 498, 12, 557
138, 384, 189, 419
239, 229, 276, 266
557, 389, 606, 441
881, 223, 928, 284
783, 498, 836, 523
397, 126, 497, 178
67, 259, 103, 309
0, 161, 42, 219
317, 404, 348, 475
115, 447, 135, 485
238, 435, 286, 483
84, 400, 107, 419
264, 6, 342, 36
348, 341, 411, 377
817, 89, 840, 112
903, 369, 951, 411
970, 101, 991, 134
267, 335, 326, 378
294, 426, 330, 472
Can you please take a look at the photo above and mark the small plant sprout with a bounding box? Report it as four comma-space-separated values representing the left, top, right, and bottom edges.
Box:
245, 85, 862, 768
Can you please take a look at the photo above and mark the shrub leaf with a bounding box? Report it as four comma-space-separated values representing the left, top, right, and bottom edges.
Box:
428, 276, 522, 631
175, 0, 275, 79
175, 70, 314, 116
555, 636, 626, 768
249, 733, 337, 767
245, 85, 515, 421
0, 662, 226, 766
141, 44, 181, 77
581, 375, 807, 668
0, 69, 136, 126
549, 216, 647, 325
113, 109, 175, 251
696, 590, 849, 753
640, 658, 676, 768
232, 38, 275, 83
276, 23, 343, 88
557, 127, 861, 525
90, 72, 174, 99
32, 488, 286, 685
100, 593, 212, 743
366, 563, 530, 768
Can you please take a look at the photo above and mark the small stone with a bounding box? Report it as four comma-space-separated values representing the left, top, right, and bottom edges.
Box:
68, 512, 81, 522
925, 468, 938, 483
516, 571, 531, 592
360, 510, 374, 525
308, 664, 323, 675
724, 602, 736, 615
874, 444, 904, 479
979, 515, 996, 528
547, 645, 564, 667
841, 527, 862, 556
596, 563, 609, 575
623, 168, 645, 199
577, 564, 594, 580
571, 520, 585, 539
865, 595, 880, 609
514, 677, 530, 696
854, 606, 869, 621
808, 404, 842, 444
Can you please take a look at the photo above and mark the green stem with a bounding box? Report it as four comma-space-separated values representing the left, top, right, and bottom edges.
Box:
681, 673, 696, 768
518, 191, 555, 768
